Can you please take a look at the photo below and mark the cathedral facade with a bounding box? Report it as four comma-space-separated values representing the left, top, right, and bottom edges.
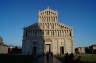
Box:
22, 8, 74, 55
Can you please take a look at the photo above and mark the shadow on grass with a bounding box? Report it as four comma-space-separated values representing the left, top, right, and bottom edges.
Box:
0, 54, 37, 63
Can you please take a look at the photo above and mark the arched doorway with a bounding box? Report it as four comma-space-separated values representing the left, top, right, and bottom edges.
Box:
32, 41, 37, 55
32, 46, 37, 55
45, 39, 52, 53
60, 46, 64, 55
45, 44, 51, 53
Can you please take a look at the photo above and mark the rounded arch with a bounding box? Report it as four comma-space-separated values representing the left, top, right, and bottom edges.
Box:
45, 39, 52, 42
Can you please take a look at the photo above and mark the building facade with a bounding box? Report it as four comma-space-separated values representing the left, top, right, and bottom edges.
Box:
89, 44, 96, 54
22, 8, 74, 55
90, 45, 96, 50
0, 36, 3, 45
0, 36, 8, 54
75, 47, 85, 54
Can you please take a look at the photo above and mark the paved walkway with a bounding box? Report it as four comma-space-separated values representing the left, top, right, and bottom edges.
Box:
33, 56, 62, 63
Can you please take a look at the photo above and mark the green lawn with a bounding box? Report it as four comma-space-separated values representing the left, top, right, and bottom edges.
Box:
55, 54, 96, 63
77, 54, 96, 63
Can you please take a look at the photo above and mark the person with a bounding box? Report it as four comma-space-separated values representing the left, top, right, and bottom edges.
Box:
50, 52, 53, 62
69, 53, 75, 63
64, 53, 69, 63
46, 52, 49, 62
75, 56, 81, 63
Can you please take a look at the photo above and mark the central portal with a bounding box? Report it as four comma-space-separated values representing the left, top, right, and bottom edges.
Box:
45, 44, 51, 53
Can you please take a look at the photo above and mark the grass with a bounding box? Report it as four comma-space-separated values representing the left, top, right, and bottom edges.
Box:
78, 54, 96, 63
0, 54, 96, 63
55, 54, 96, 63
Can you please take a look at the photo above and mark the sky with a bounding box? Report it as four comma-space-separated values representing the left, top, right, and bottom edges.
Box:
0, 0, 96, 47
